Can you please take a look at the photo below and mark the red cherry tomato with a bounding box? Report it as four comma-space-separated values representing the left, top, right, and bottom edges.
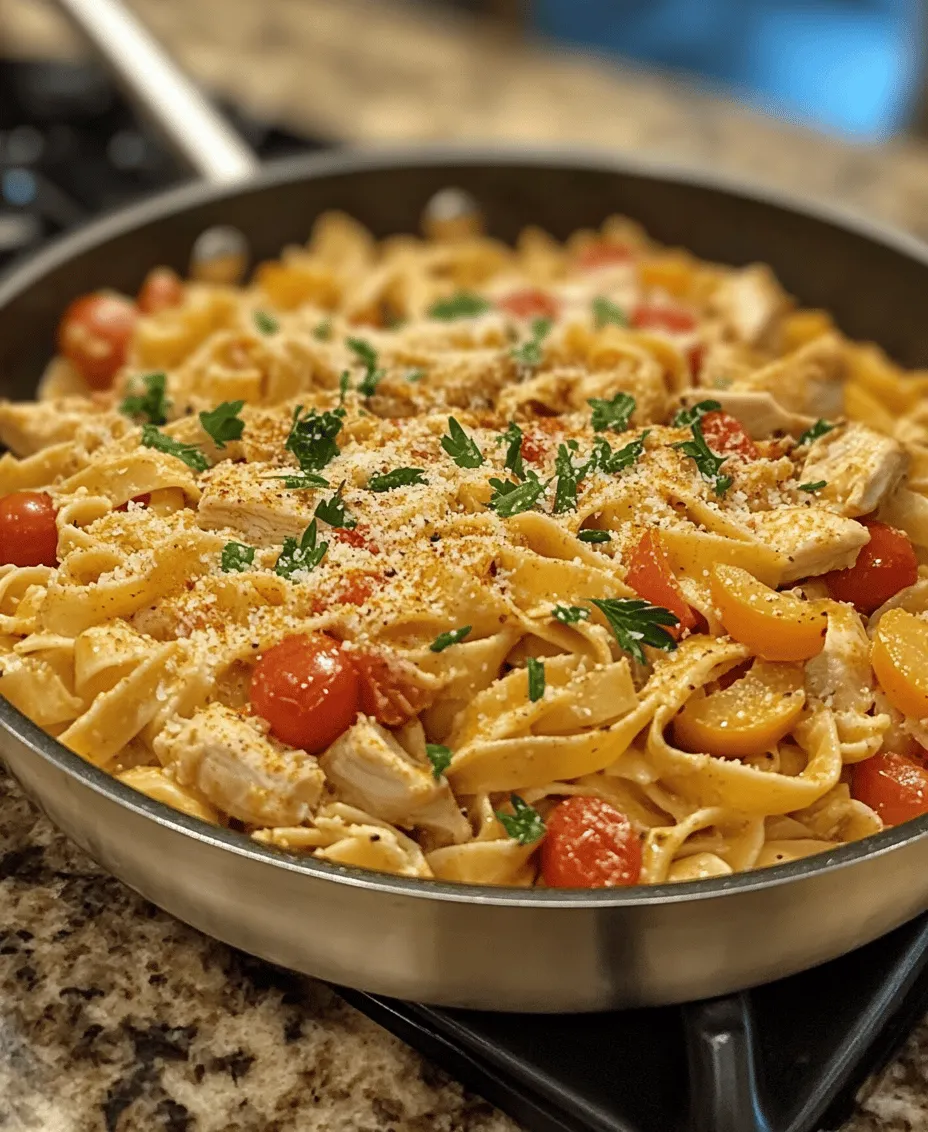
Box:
632, 304, 696, 334
335, 573, 378, 607
57, 292, 138, 390
825, 520, 917, 615
497, 288, 560, 321
352, 650, 432, 728
115, 493, 152, 514
625, 530, 697, 638
333, 526, 379, 554
0, 491, 59, 568
520, 432, 546, 466
699, 411, 758, 460
250, 634, 361, 752
137, 267, 184, 314
852, 751, 928, 826
541, 796, 642, 888
576, 242, 634, 270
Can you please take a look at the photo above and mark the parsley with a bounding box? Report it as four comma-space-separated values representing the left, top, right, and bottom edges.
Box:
592, 296, 628, 329
553, 443, 585, 513
672, 399, 722, 428
441, 417, 484, 469
339, 371, 350, 402
199, 400, 245, 449
589, 391, 635, 433
495, 794, 546, 845
120, 371, 170, 425
368, 467, 427, 492
578, 529, 611, 544
430, 625, 472, 652
552, 604, 590, 624
221, 542, 255, 572
799, 480, 827, 493
406, 368, 425, 383
510, 317, 552, 369
254, 309, 279, 335
425, 743, 453, 779
312, 318, 333, 341
499, 421, 526, 481
275, 520, 328, 580
487, 471, 547, 517
276, 472, 330, 490
589, 431, 649, 474
674, 419, 732, 496
285, 404, 344, 472
428, 291, 492, 320
526, 657, 545, 702
346, 337, 384, 397
589, 597, 679, 665
140, 425, 209, 472
315, 491, 356, 529
797, 419, 835, 447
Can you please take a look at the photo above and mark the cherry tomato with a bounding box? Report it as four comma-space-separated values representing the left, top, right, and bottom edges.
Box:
57, 292, 138, 389
115, 493, 152, 514
0, 491, 58, 568
625, 530, 697, 638
497, 288, 560, 321
825, 520, 917, 615
520, 432, 547, 466
334, 526, 379, 554
541, 796, 642, 888
137, 267, 184, 314
352, 650, 432, 727
852, 751, 928, 826
335, 573, 378, 607
250, 634, 361, 752
699, 411, 758, 460
632, 304, 696, 334
576, 242, 634, 270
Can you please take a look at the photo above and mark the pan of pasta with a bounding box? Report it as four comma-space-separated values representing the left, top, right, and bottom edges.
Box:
4, 5, 928, 1013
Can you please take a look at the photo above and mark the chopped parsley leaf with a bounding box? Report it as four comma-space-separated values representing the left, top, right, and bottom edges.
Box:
797, 419, 835, 447
592, 295, 628, 329
140, 425, 209, 472
346, 337, 384, 397
672, 399, 722, 428
799, 480, 828, 493
120, 371, 170, 425
276, 472, 330, 490
526, 657, 545, 702
553, 443, 585, 513
312, 318, 333, 341
367, 467, 427, 492
552, 604, 591, 624
589, 431, 649, 474
495, 794, 545, 845
510, 317, 552, 369
315, 491, 357, 529
673, 419, 732, 496
430, 625, 472, 652
339, 371, 350, 402
425, 743, 453, 779
428, 291, 492, 320
487, 471, 546, 517
589, 597, 679, 665
285, 404, 344, 472
589, 391, 636, 433
253, 309, 279, 335
499, 421, 526, 481
441, 417, 484, 469
221, 542, 255, 573
199, 400, 245, 448
406, 368, 425, 383
578, 529, 611, 543
275, 520, 328, 580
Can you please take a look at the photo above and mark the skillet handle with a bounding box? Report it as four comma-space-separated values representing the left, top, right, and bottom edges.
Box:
682, 993, 775, 1132
50, 0, 259, 184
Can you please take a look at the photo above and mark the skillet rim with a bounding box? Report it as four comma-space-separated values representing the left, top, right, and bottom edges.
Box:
2, 142, 928, 910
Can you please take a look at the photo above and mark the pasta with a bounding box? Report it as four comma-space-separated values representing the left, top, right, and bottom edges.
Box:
3, 206, 928, 889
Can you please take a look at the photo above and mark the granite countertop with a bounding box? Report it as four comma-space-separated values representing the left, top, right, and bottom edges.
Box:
3, 1, 928, 1128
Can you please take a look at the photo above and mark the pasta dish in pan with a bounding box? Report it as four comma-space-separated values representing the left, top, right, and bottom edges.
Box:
1, 209, 927, 889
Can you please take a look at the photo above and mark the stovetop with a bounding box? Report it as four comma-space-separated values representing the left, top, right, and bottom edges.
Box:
4, 53, 928, 1132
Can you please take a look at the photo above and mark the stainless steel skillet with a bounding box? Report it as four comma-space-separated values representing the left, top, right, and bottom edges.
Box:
1, 0, 928, 1013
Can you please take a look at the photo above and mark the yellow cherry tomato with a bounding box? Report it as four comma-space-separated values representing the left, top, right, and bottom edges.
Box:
710, 563, 827, 662
871, 607, 928, 719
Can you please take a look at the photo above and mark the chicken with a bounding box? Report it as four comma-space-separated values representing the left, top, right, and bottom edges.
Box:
0, 396, 117, 457
746, 506, 869, 583
800, 422, 907, 517
320, 716, 471, 844
154, 702, 325, 826
196, 460, 311, 546
728, 335, 846, 418
676, 389, 813, 439
710, 264, 789, 348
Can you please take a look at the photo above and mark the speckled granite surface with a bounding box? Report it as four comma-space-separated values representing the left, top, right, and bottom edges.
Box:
3, 1, 928, 1128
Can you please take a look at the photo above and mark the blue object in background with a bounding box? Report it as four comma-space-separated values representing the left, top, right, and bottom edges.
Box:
533, 0, 923, 139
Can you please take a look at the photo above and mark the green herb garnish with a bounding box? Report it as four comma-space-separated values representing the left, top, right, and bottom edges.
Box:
368, 467, 427, 492
275, 520, 328, 580
338, 371, 350, 402
589, 597, 679, 664
592, 296, 628, 329
487, 471, 547, 517
315, 491, 356, 529
589, 391, 636, 433
406, 368, 425, 383
672, 399, 722, 428
799, 480, 827, 493
312, 318, 333, 341
430, 625, 472, 652
578, 529, 611, 544
510, 317, 552, 369
441, 417, 484, 469
199, 400, 245, 449
526, 657, 545, 702
276, 472, 330, 490
425, 743, 453, 779
553, 443, 585, 513
797, 419, 835, 447
589, 431, 649, 474
495, 794, 546, 845
673, 419, 732, 496
285, 404, 344, 472
499, 421, 526, 481
120, 371, 170, 425
346, 337, 384, 397
254, 309, 279, 335
221, 542, 255, 573
552, 604, 591, 624
140, 425, 209, 472
428, 291, 492, 320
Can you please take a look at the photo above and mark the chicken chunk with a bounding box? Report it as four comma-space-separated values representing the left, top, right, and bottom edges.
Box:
710, 264, 789, 348
320, 716, 471, 844
154, 702, 325, 826
196, 461, 310, 546
746, 506, 869, 583
801, 422, 907, 518
729, 335, 846, 418
676, 389, 813, 439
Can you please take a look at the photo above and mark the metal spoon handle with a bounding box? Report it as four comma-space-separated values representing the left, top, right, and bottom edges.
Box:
52, 0, 259, 184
